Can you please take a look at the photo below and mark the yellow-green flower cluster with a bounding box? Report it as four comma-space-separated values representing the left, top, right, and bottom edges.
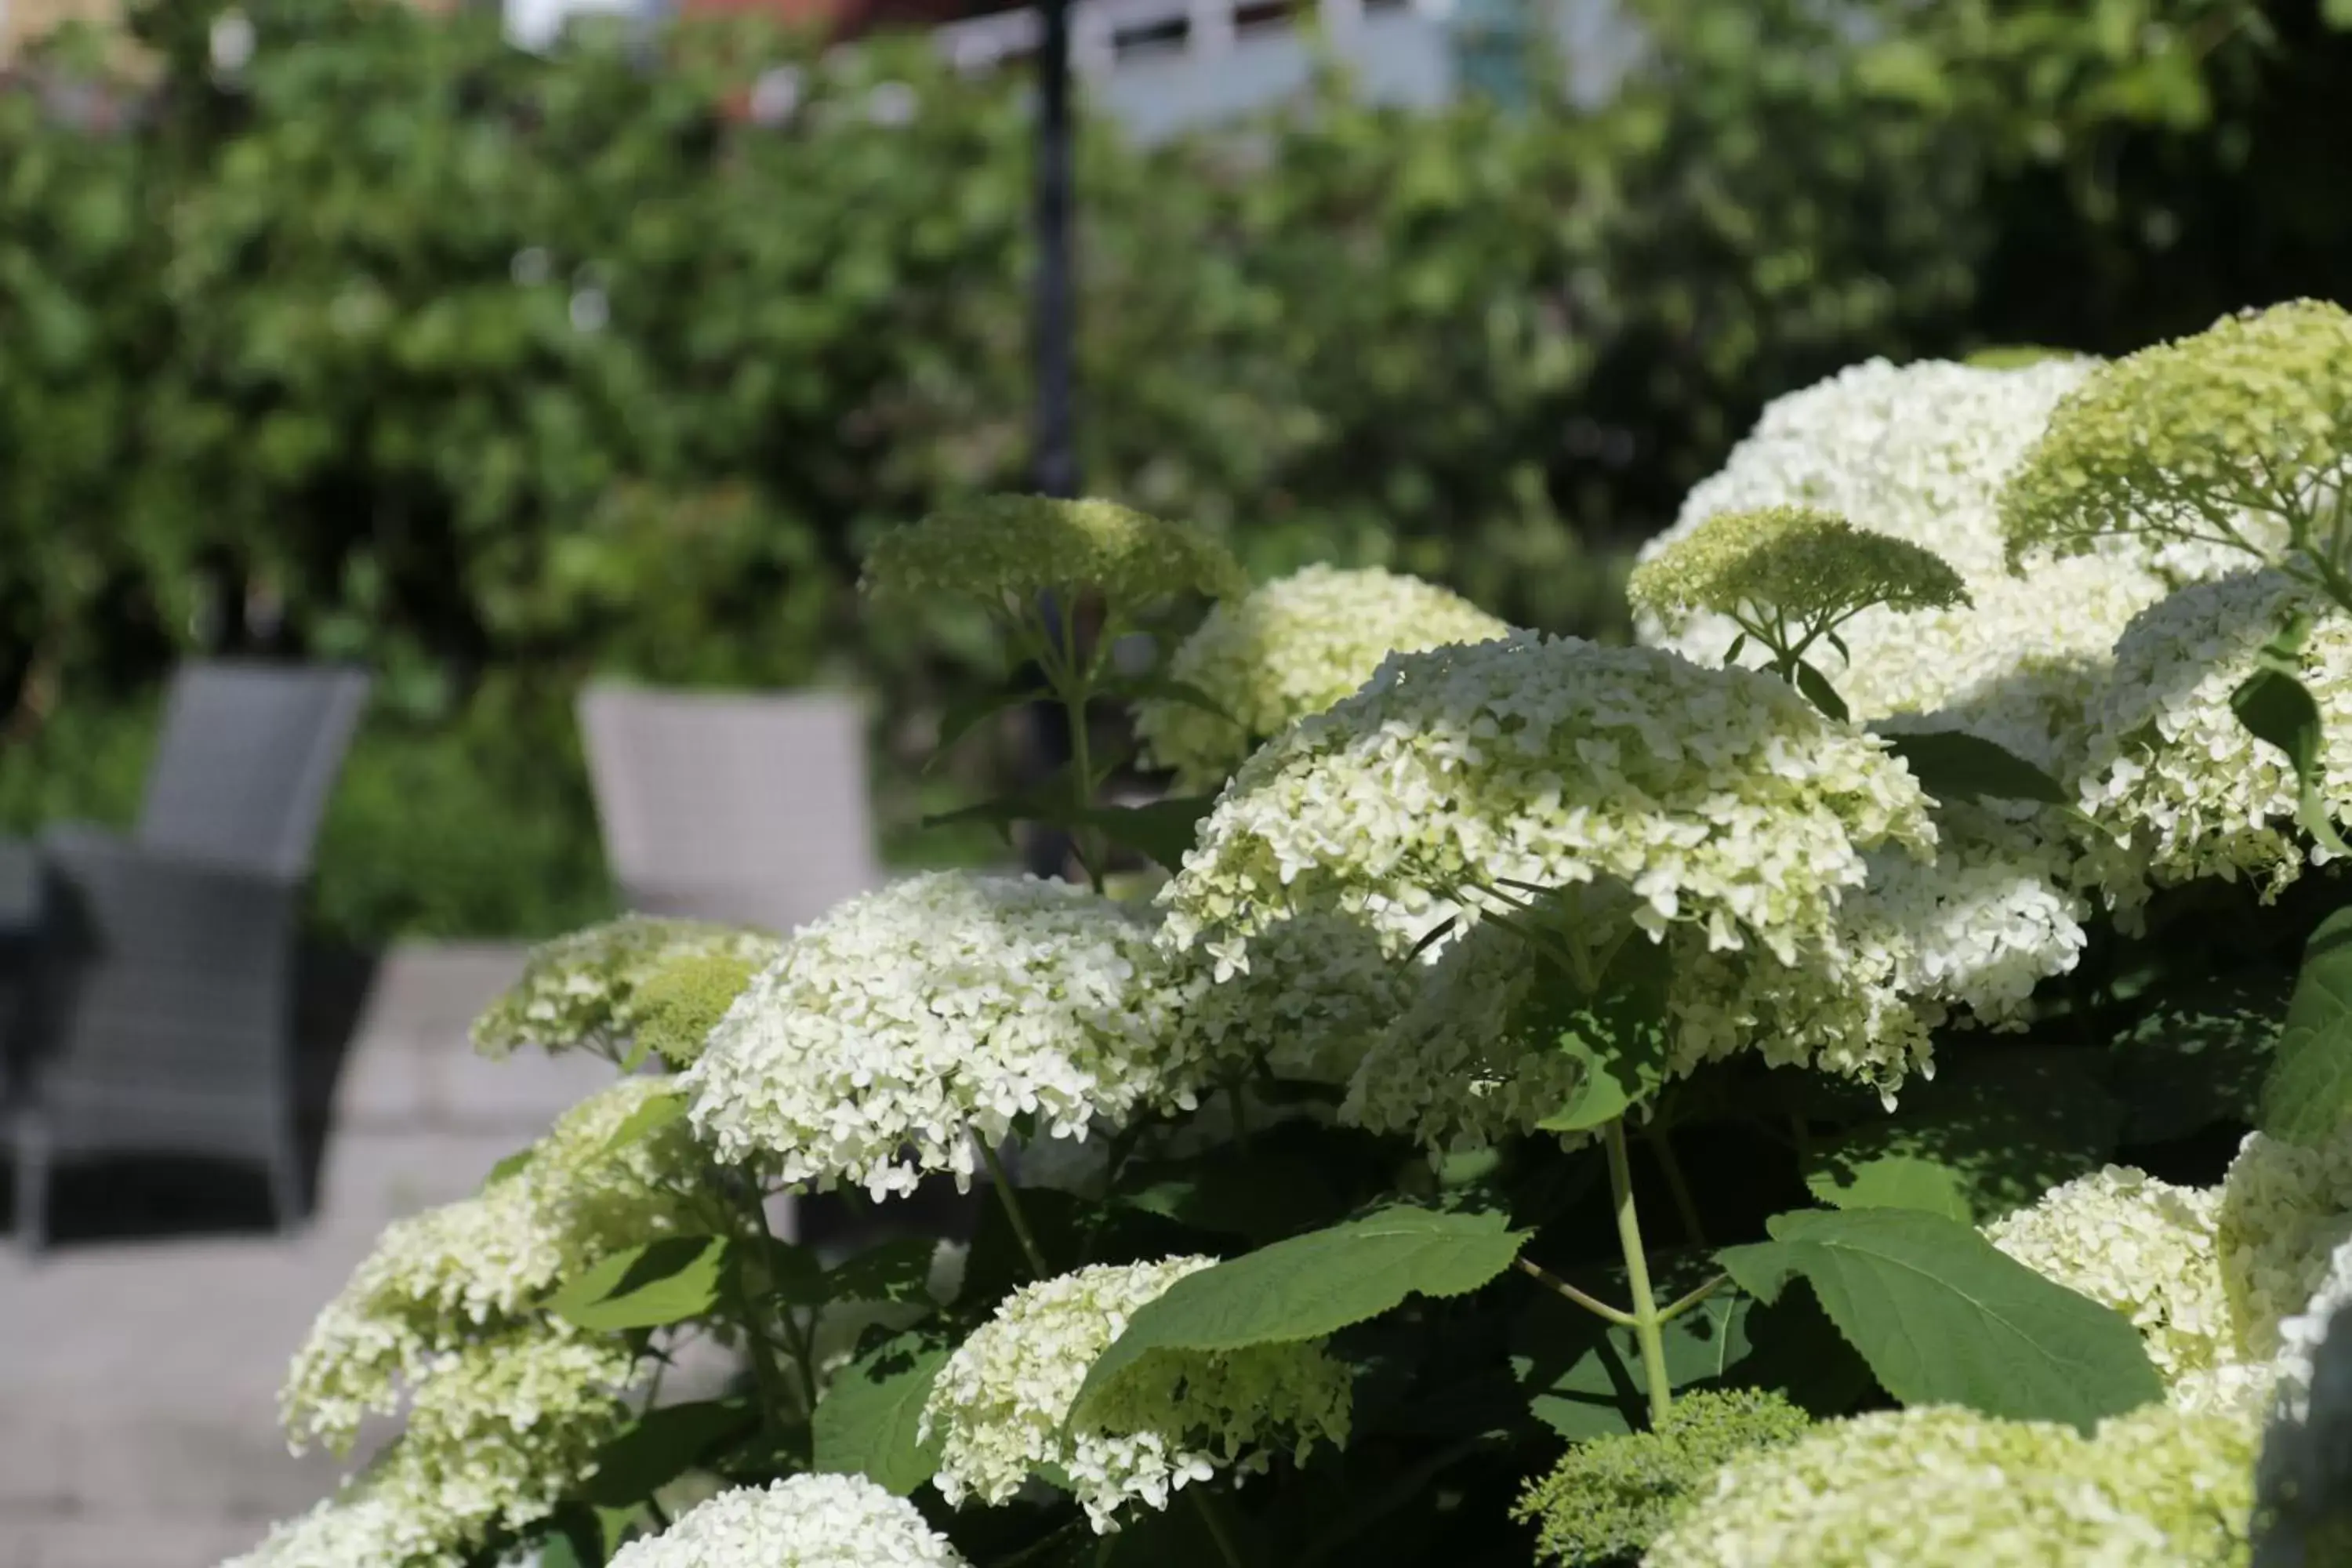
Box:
631, 949, 766, 1069
2219, 1123, 2352, 1361
605, 1475, 974, 1568
1645, 1401, 2259, 1567
2071, 572, 2352, 913
860, 495, 1246, 614
1627, 505, 1969, 634
920, 1257, 1352, 1533
1160, 635, 1939, 1102
471, 916, 782, 1062
2001, 299, 2352, 571
224, 1327, 641, 1568
684, 873, 1205, 1200
1134, 564, 1512, 790
1512, 1389, 1812, 1566
1983, 1165, 2234, 1382
281, 1077, 705, 1454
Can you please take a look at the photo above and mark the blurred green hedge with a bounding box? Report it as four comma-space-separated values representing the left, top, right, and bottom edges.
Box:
1, 0, 2347, 941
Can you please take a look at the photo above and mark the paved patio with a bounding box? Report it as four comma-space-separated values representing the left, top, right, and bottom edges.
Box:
0, 943, 622, 1568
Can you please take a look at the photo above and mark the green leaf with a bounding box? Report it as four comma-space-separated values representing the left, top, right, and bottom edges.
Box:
811, 1330, 949, 1496
1120, 1149, 1345, 1245
576, 1398, 757, 1508
1717, 1207, 2162, 1430
928, 683, 1049, 768
1793, 659, 1849, 722
2259, 906, 2352, 1146
599, 1083, 688, 1159
2107, 967, 2288, 1143
1881, 728, 2070, 807
481, 1148, 535, 1190
2232, 666, 2352, 856
1111, 673, 1240, 728
1069, 1207, 1529, 1424
547, 1236, 732, 1330
1514, 1283, 1759, 1439
1802, 1048, 2122, 1225
1529, 938, 1674, 1131
744, 1236, 827, 1305
1081, 795, 1217, 872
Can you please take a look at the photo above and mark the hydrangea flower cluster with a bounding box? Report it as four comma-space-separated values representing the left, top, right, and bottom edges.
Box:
472, 916, 782, 1062
860, 494, 1247, 613
604, 1475, 974, 1568
1983, 1165, 2234, 1381
2001, 299, 2351, 572
2218, 1123, 2352, 1360
2071, 571, 2352, 912
1512, 1388, 1813, 1566
227, 1327, 640, 1568
920, 1257, 1352, 1532
1644, 1401, 2259, 1567
1164, 906, 1419, 1085
685, 873, 1203, 1199
1161, 634, 1940, 1103
281, 1077, 705, 1454
1133, 564, 1512, 790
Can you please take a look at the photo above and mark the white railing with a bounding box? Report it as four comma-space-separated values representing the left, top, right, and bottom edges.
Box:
935, 0, 1446, 79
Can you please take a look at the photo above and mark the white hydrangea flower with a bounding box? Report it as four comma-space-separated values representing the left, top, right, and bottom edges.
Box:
1838, 814, 2089, 1031
1165, 906, 1421, 1085
1134, 564, 1513, 791
473, 916, 783, 1061
2277, 1235, 2352, 1423
2222, 1124, 2352, 1360
920, 1258, 1351, 1533
282, 1077, 706, 1454
1646, 1401, 2258, 1567
2073, 571, 2352, 913
685, 873, 1203, 1200
1161, 634, 1940, 1101
2167, 1359, 2282, 1421
228, 1327, 640, 1568
1983, 1165, 2234, 1381
604, 1475, 971, 1568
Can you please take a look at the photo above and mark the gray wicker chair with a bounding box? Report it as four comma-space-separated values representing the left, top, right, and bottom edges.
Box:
8, 661, 369, 1251
576, 683, 882, 936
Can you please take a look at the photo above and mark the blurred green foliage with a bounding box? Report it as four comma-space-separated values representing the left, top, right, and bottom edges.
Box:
0, 0, 2346, 939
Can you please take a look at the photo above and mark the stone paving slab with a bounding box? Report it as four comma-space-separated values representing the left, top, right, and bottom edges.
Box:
0, 942, 647, 1568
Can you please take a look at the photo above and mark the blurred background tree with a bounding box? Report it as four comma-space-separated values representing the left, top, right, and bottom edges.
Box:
0, 0, 2345, 942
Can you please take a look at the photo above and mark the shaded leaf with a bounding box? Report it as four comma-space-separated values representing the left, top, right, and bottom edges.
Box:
2108, 967, 2288, 1143
810, 1330, 949, 1496
1529, 938, 1674, 1132
820, 1236, 942, 1307
2234, 665, 2352, 857
1882, 728, 2070, 806
576, 1398, 757, 1508
2259, 906, 2352, 1147
1794, 659, 1849, 721
1081, 795, 1217, 872
548, 1236, 732, 1330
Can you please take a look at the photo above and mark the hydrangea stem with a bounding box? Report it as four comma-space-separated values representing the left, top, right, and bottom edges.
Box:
1606, 1118, 1675, 1427
1191, 1487, 1247, 1568
728, 1178, 800, 1450
978, 1138, 1051, 1278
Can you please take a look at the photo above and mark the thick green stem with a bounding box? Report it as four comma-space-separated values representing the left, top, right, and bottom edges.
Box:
1605, 1119, 1674, 1427
978, 1139, 1051, 1278
1513, 1254, 1636, 1327
729, 1180, 799, 1450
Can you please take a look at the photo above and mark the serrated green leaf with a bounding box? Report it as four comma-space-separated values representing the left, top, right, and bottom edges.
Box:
1718, 1207, 2161, 1431
1881, 728, 2070, 806
811, 1330, 949, 1495
548, 1236, 732, 1330
1806, 1152, 1974, 1221
2259, 906, 2352, 1147
576, 1398, 757, 1508
1529, 938, 1673, 1132
1069, 1207, 1528, 1423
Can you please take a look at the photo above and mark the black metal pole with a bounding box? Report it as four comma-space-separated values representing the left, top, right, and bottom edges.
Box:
1022, 0, 1080, 879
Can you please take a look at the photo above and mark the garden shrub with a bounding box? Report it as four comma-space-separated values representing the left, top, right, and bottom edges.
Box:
7, 0, 2352, 939
220, 301, 2352, 1567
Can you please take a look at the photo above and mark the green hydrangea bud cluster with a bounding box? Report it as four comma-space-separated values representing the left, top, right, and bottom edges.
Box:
860, 494, 1247, 615
631, 948, 764, 1069
471, 915, 782, 1062
2002, 300, 2352, 585
1512, 1388, 1813, 1566
1628, 503, 1969, 648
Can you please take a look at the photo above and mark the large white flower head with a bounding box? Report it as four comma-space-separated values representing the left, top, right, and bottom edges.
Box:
685, 873, 1202, 1200
604, 1475, 973, 1568
2072, 571, 2352, 913
1644, 1401, 2259, 1568
1164, 906, 1420, 1086
473, 916, 782, 1062
2219, 1124, 2352, 1360
1983, 1165, 2234, 1382
229, 1327, 640, 1568
920, 1257, 1351, 1533
281, 1077, 706, 1454
1160, 634, 1939, 1099
1134, 564, 1514, 792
